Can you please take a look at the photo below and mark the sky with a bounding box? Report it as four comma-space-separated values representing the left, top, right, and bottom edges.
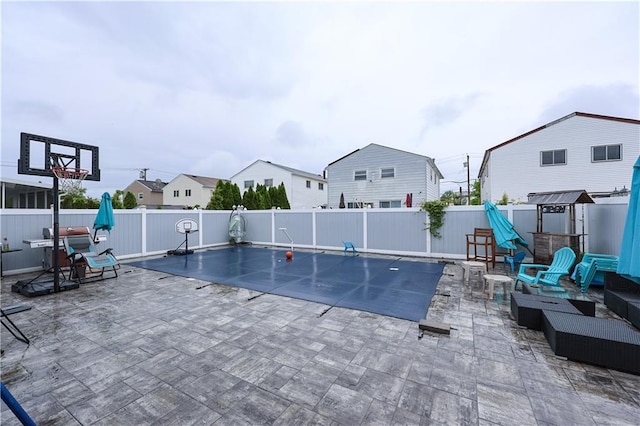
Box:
1, 0, 639, 199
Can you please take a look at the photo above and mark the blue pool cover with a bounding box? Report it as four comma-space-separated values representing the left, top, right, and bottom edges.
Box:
128, 246, 445, 322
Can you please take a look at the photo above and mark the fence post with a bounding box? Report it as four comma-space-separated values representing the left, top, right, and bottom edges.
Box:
198, 208, 204, 248
271, 209, 276, 244
140, 206, 147, 256
363, 209, 368, 250
424, 209, 431, 256
312, 209, 317, 249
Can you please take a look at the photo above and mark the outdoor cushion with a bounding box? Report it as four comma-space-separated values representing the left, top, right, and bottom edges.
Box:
542, 310, 640, 375
510, 292, 583, 331
628, 302, 640, 330
604, 290, 640, 320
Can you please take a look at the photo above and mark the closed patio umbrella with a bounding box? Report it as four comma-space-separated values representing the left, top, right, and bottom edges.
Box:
616, 155, 640, 283
484, 201, 529, 251
94, 192, 115, 238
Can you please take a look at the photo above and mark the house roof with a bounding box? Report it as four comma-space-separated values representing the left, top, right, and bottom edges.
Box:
326, 143, 444, 179
136, 179, 167, 192
478, 112, 640, 178
231, 160, 326, 181
527, 189, 595, 205
1, 177, 51, 190
180, 174, 225, 188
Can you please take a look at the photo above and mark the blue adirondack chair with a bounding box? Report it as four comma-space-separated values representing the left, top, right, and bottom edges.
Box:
573, 253, 619, 293
503, 251, 526, 274
514, 247, 576, 290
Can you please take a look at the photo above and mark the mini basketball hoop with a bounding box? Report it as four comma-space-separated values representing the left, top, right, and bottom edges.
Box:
51, 166, 89, 193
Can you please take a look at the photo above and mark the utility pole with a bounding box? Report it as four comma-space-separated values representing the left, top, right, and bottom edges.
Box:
139, 168, 149, 180
464, 154, 471, 205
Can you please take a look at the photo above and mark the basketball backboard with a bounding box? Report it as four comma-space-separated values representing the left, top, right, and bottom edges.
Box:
176, 218, 199, 234
18, 133, 100, 181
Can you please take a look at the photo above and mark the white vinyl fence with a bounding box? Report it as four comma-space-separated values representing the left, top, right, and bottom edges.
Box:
0, 199, 629, 276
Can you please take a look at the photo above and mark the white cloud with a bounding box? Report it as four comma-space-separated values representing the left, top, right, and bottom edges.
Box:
1, 1, 638, 199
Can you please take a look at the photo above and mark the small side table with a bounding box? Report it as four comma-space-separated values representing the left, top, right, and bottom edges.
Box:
483, 274, 513, 300
461, 261, 487, 285
1, 248, 22, 277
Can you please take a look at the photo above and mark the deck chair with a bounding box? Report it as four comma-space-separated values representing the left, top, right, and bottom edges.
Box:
503, 251, 526, 274
63, 235, 119, 283
342, 241, 357, 254
514, 247, 576, 291
1, 304, 31, 344
466, 228, 496, 269
573, 253, 619, 293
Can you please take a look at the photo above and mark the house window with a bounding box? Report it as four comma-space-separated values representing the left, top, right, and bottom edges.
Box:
347, 201, 372, 208
138, 193, 144, 200
185, 189, 192, 197
306, 180, 311, 188
264, 178, 273, 187
244, 180, 254, 189
173, 190, 179, 197
381, 168, 395, 178
354, 170, 366, 181
541, 149, 566, 166
318, 182, 324, 190
592, 144, 621, 162
379, 200, 401, 208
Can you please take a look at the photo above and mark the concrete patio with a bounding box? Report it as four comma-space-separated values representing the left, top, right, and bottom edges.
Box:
1, 251, 639, 425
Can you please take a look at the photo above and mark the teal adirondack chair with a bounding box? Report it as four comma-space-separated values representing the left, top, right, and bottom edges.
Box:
573, 253, 619, 293
514, 247, 576, 291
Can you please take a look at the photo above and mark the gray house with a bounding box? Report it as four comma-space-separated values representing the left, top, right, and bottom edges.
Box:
324, 143, 444, 209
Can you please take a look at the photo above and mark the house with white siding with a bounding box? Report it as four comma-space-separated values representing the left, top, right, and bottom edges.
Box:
479, 112, 640, 203
163, 174, 223, 209
0, 178, 52, 208
230, 160, 327, 209
324, 143, 444, 209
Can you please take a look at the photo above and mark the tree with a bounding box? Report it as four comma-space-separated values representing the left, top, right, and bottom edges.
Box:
123, 192, 137, 209
496, 193, 509, 205
231, 183, 242, 207
470, 181, 481, 206
86, 197, 100, 209
208, 181, 226, 210
242, 186, 258, 210
339, 192, 345, 208
277, 183, 290, 209
223, 181, 236, 210
268, 186, 280, 208
255, 184, 272, 209
207, 190, 224, 210
60, 188, 87, 209
112, 190, 125, 209
60, 187, 100, 209
440, 190, 459, 206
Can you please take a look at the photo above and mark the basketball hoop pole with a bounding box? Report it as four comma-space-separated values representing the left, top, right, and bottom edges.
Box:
16, 133, 101, 296
52, 172, 61, 292
50, 154, 81, 292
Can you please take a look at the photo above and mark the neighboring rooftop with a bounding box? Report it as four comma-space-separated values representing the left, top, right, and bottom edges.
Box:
136, 179, 167, 192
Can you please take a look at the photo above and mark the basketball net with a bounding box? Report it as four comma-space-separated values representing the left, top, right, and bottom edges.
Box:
51, 166, 89, 193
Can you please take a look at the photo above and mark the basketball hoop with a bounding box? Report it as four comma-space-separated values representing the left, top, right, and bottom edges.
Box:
51, 166, 89, 193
